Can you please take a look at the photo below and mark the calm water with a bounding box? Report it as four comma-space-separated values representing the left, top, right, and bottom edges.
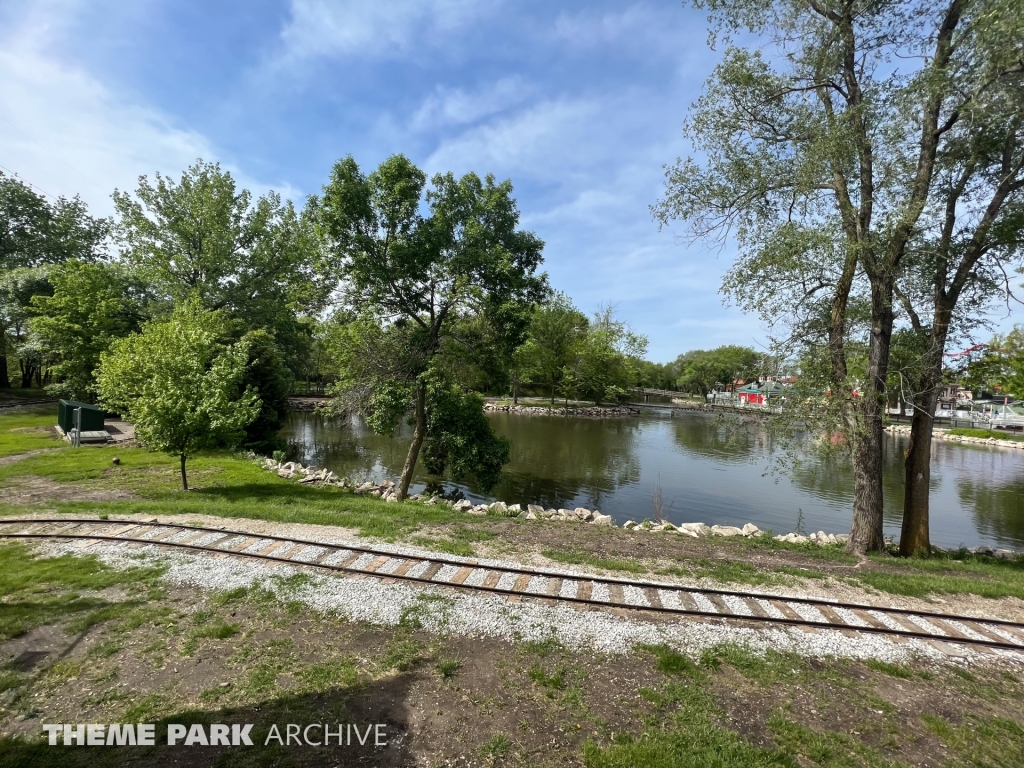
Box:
280, 409, 1024, 550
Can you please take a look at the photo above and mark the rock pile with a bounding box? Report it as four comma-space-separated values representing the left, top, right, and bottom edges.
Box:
483, 403, 638, 417
260, 458, 347, 486
253, 458, 1022, 557
285, 398, 330, 412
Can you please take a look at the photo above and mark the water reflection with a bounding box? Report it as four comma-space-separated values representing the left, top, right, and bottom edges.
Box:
279, 409, 1024, 550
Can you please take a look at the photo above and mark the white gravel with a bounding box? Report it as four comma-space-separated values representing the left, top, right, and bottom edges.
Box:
33, 538, 1024, 666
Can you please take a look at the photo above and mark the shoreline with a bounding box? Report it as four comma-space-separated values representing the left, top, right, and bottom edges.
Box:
885, 423, 1024, 450
254, 457, 1022, 559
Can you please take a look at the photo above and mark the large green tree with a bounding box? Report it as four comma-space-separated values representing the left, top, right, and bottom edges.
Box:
524, 292, 589, 405
97, 301, 260, 490
0, 172, 107, 388
29, 260, 148, 401
655, 0, 1023, 554
563, 307, 648, 405
313, 154, 546, 499
113, 161, 322, 449
676, 345, 762, 398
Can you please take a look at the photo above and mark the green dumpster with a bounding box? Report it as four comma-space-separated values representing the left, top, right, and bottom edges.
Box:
57, 400, 105, 433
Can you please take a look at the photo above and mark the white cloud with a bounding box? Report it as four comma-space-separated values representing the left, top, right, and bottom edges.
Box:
278, 0, 501, 61
0, 5, 298, 217
410, 77, 532, 132
424, 96, 605, 178
552, 4, 682, 56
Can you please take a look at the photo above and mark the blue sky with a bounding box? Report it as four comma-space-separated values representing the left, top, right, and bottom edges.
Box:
1, 1, 1015, 361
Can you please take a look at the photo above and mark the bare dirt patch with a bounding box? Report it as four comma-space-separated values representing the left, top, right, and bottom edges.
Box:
0, 476, 137, 505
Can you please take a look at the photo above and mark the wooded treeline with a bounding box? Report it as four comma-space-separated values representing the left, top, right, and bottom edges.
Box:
0, 157, 652, 493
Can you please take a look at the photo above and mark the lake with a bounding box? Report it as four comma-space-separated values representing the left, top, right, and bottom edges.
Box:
280, 408, 1024, 551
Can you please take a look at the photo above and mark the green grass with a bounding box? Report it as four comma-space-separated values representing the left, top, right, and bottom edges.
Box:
479, 733, 512, 758
948, 427, 1024, 442
528, 662, 566, 691
0, 542, 165, 640
582, 649, 794, 768
864, 659, 915, 680
541, 548, 646, 574
635, 644, 701, 677
436, 658, 461, 678
0, 440, 485, 540
856, 550, 1024, 600
0, 408, 62, 457
659, 559, 829, 588
919, 713, 1024, 767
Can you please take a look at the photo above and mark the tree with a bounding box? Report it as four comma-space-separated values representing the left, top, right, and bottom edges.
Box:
313, 154, 546, 499
654, 0, 1022, 554
237, 329, 294, 455
0, 172, 107, 387
112, 160, 324, 371
525, 292, 589, 405
0, 268, 51, 388
28, 261, 147, 401
96, 301, 261, 490
676, 345, 761, 397
962, 328, 1024, 400
563, 307, 648, 405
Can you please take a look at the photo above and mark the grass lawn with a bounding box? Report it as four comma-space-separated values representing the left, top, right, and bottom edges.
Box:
0, 541, 1022, 767
0, 409, 64, 457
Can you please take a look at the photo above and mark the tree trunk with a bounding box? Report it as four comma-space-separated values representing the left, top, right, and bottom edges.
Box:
19, 363, 34, 390
396, 382, 427, 501
846, 280, 895, 555
900, 387, 938, 556
180, 454, 189, 491
899, 316, 950, 557
513, 374, 519, 406
0, 355, 9, 389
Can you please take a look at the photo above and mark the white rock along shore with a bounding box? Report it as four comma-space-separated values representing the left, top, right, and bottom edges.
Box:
885, 422, 1024, 450
255, 457, 1022, 558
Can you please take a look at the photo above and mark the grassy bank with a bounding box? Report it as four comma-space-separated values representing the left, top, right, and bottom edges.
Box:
0, 541, 1022, 767
947, 427, 1024, 442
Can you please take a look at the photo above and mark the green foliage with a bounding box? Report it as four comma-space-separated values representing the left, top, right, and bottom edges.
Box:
563, 306, 647, 404
961, 326, 1024, 399
96, 300, 261, 489
314, 154, 547, 495
111, 160, 323, 377
0, 171, 107, 272
28, 260, 147, 401
523, 291, 589, 403
237, 328, 294, 454
422, 376, 510, 491
675, 345, 762, 397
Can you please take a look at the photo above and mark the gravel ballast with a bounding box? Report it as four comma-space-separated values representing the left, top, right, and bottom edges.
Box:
34, 537, 1024, 668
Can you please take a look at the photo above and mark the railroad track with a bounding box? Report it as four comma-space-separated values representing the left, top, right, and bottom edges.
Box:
3, 517, 1023, 656
0, 398, 56, 410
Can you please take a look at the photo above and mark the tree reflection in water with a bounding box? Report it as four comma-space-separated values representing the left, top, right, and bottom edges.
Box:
279, 411, 1024, 549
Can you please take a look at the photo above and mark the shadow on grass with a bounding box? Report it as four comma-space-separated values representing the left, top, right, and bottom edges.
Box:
0, 674, 416, 768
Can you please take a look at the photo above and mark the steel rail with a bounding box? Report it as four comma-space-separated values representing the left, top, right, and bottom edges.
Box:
1, 519, 1022, 653
1, 517, 1018, 628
